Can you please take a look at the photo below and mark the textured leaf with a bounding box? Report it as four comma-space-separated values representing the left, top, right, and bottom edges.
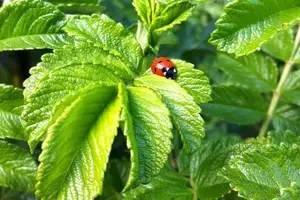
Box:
22, 44, 127, 151
64, 14, 143, 68
201, 86, 267, 124
191, 136, 241, 200
152, 1, 196, 33
0, 141, 37, 192
262, 28, 294, 62
273, 105, 300, 134
123, 168, 193, 200
209, 0, 300, 56
0, 187, 38, 200
36, 84, 121, 200
173, 59, 212, 104
268, 130, 300, 147
214, 53, 278, 92
282, 69, 300, 106
0, 84, 26, 140
221, 143, 300, 200
0, 0, 71, 51
135, 75, 205, 153
132, 0, 152, 26
121, 86, 173, 189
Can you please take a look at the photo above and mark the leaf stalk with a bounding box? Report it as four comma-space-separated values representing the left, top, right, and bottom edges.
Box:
258, 25, 300, 138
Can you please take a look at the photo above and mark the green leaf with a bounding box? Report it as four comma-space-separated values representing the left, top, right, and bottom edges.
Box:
0, 0, 71, 51
121, 86, 173, 189
282, 69, 300, 106
221, 143, 300, 200
0, 187, 38, 200
173, 59, 212, 104
135, 75, 205, 153
123, 168, 193, 200
191, 136, 241, 200
262, 28, 294, 62
152, 1, 196, 33
64, 14, 143, 68
132, 0, 152, 26
273, 105, 300, 134
178, 150, 191, 176
0, 84, 26, 140
214, 53, 278, 92
201, 86, 267, 124
0, 141, 37, 192
36, 84, 121, 199
268, 130, 300, 147
209, 0, 300, 56
99, 159, 130, 200
22, 44, 127, 151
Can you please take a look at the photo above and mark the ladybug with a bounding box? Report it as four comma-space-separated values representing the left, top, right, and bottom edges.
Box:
151, 57, 177, 79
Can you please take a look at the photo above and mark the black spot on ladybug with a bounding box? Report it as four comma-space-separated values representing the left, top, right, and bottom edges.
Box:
158, 60, 163, 63
154, 68, 156, 72
167, 59, 171, 62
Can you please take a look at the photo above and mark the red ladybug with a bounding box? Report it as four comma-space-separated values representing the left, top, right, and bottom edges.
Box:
151, 57, 177, 79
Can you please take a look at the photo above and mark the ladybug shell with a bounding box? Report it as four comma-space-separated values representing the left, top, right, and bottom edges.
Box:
151, 57, 177, 79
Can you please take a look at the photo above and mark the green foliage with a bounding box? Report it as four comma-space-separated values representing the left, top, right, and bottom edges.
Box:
262, 28, 295, 62
0, 141, 37, 192
135, 75, 205, 153
214, 53, 278, 92
133, 0, 196, 51
201, 86, 267, 124
273, 105, 300, 134
221, 140, 300, 200
122, 86, 173, 189
2, 0, 300, 199
0, 84, 26, 140
210, 0, 300, 56
190, 136, 242, 200
64, 14, 143, 67
0, 0, 70, 51
282, 69, 300, 106
123, 168, 193, 200
36, 84, 121, 199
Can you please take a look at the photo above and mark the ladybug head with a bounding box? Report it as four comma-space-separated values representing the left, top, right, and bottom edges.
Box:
166, 67, 177, 79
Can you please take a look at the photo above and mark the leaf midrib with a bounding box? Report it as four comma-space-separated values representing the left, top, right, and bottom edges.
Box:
53, 98, 114, 199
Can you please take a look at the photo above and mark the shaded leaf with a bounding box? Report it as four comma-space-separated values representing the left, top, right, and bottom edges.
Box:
122, 86, 173, 189
221, 143, 300, 200
36, 84, 121, 199
64, 14, 143, 68
0, 0, 71, 51
173, 59, 212, 104
201, 86, 267, 124
273, 105, 300, 134
268, 130, 300, 147
191, 136, 241, 200
214, 53, 278, 92
135, 75, 205, 153
262, 28, 294, 62
282, 69, 300, 106
0, 141, 37, 192
123, 168, 193, 200
98, 159, 130, 200
209, 0, 300, 56
0, 84, 26, 140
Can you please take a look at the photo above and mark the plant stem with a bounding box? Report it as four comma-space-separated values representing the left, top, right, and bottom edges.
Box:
258, 25, 300, 138
190, 178, 198, 200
